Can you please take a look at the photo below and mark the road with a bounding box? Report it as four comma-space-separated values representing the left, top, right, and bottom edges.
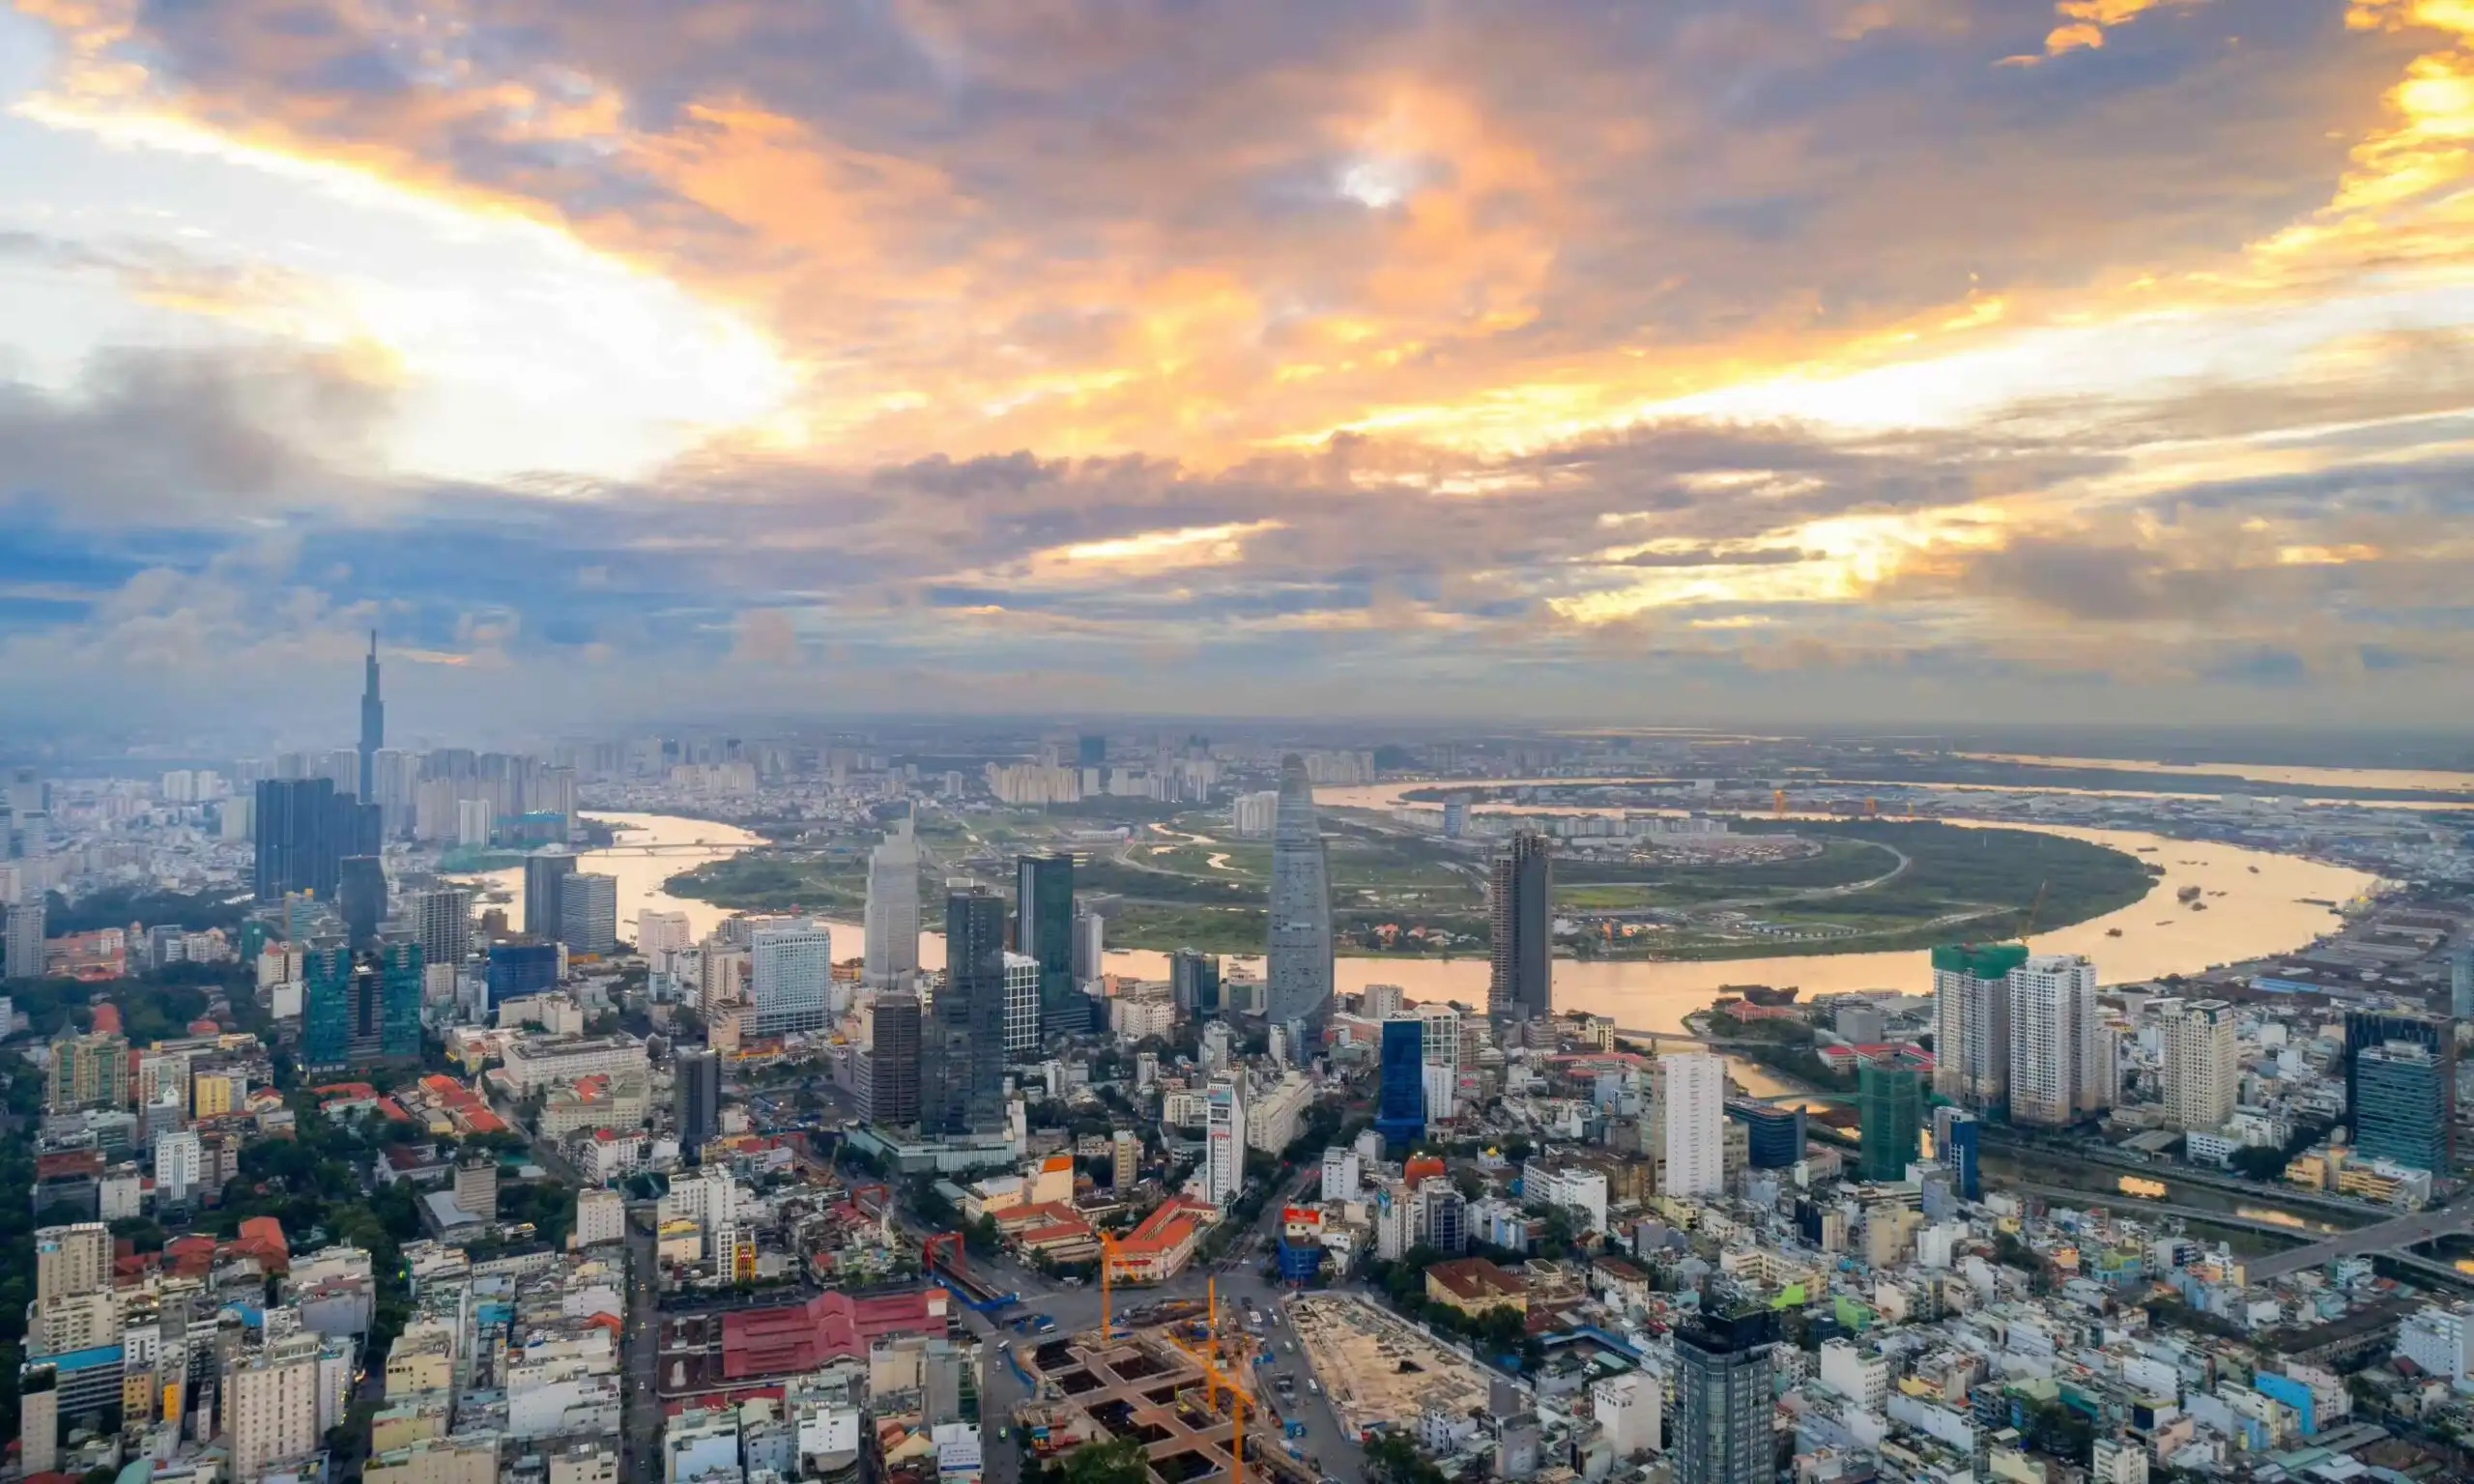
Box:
2244, 1200, 2474, 1280
622, 1207, 664, 1478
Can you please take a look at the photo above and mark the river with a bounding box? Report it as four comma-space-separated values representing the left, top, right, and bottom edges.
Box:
484, 798, 2372, 1041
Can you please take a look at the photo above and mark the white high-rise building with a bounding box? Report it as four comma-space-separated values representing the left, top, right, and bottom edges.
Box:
231, 1334, 325, 1477
155, 1130, 203, 1205
1002, 952, 1043, 1056
863, 816, 921, 988
1230, 790, 1280, 838
2164, 998, 2237, 1132
1073, 909, 1106, 985
1931, 944, 2020, 1112
1658, 1052, 1725, 1196
455, 797, 494, 847
1204, 1076, 1248, 1207
575, 1188, 625, 1249
1321, 1146, 1364, 1202
2006, 954, 2103, 1127
1418, 1001, 1463, 1069
750, 921, 834, 1035
35, 1223, 110, 1301
1364, 984, 1406, 1020
637, 910, 694, 972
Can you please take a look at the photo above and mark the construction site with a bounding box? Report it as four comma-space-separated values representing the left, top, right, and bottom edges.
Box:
1011, 1292, 1322, 1484
1290, 1295, 1491, 1444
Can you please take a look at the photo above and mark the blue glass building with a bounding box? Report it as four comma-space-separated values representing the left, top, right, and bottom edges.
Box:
1373, 1017, 1425, 1148
1933, 1106, 1981, 1200
486, 940, 561, 1008
1725, 1100, 1806, 1168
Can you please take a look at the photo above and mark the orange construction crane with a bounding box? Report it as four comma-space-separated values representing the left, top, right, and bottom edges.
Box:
1176, 1277, 1252, 1482
2022, 879, 2050, 939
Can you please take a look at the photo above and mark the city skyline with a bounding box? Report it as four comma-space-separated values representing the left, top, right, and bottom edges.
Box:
8, 5, 2474, 729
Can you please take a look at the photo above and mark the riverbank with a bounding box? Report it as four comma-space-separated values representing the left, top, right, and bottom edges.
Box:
503, 806, 2373, 1037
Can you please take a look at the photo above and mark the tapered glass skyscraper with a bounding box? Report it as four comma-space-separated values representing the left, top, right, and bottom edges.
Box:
1264, 755, 1333, 1029
1015, 852, 1077, 1037
1487, 830, 1552, 1023
931, 890, 1010, 1136
358, 630, 384, 803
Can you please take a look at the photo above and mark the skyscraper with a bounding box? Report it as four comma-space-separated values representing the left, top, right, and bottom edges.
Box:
1204, 1074, 1248, 1206
1675, 1309, 1778, 1484
1264, 755, 1334, 1029
863, 993, 923, 1128
1002, 951, 1043, 1055
2355, 1040, 2448, 1173
2456, 944, 2474, 1022
2163, 998, 2238, 1131
1171, 949, 1222, 1017
359, 630, 384, 803
1487, 830, 1553, 1023
253, 778, 380, 901
2345, 1007, 2454, 1171
1931, 942, 2024, 1112
559, 872, 619, 956
676, 1047, 721, 1152
302, 942, 353, 1068
863, 814, 922, 988
750, 920, 833, 1034
522, 849, 577, 940
1015, 852, 1077, 1037
1373, 1016, 1426, 1149
375, 940, 424, 1061
1856, 1055, 1923, 1183
5, 901, 43, 981
2005, 953, 2102, 1127
337, 855, 388, 948
413, 886, 474, 974
1660, 1052, 1726, 1197
930, 891, 1009, 1136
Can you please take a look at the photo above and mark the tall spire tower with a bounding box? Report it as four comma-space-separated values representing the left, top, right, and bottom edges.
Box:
358, 629, 383, 800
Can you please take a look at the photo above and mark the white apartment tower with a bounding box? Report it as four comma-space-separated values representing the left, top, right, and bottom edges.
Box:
863, 815, 922, 988
1204, 1075, 1248, 1207
749, 920, 834, 1035
1418, 1001, 1464, 1070
2006, 953, 2103, 1127
155, 1130, 203, 1205
636, 910, 694, 971
35, 1223, 110, 1301
1002, 952, 1043, 1056
1658, 1052, 1726, 1197
1931, 944, 2019, 1112
2163, 998, 2237, 1131
231, 1334, 325, 1477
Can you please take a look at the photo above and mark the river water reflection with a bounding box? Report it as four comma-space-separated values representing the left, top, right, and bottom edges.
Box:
478, 801, 2373, 1041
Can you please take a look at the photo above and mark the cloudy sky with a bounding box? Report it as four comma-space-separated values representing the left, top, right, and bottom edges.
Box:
5, 0, 2474, 739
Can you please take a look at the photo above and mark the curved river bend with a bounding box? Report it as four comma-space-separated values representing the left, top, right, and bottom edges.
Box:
477, 801, 2374, 1038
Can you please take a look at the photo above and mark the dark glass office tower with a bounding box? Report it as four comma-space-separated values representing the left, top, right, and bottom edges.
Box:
1014, 853, 1077, 1038
254, 779, 380, 901
338, 856, 388, 948
1172, 949, 1222, 1017
1676, 1309, 1778, 1484
932, 891, 1010, 1136
863, 994, 923, 1128
375, 940, 423, 1061
523, 850, 577, 941
1373, 1017, 1426, 1149
1487, 830, 1552, 1023
676, 1047, 721, 1151
486, 940, 561, 1007
2345, 1009, 2454, 1170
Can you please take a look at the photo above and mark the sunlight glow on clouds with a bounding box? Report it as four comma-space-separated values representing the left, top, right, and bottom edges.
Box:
12, 0, 2474, 727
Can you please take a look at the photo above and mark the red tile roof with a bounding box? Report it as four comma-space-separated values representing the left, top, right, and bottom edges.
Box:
720, 1289, 944, 1380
